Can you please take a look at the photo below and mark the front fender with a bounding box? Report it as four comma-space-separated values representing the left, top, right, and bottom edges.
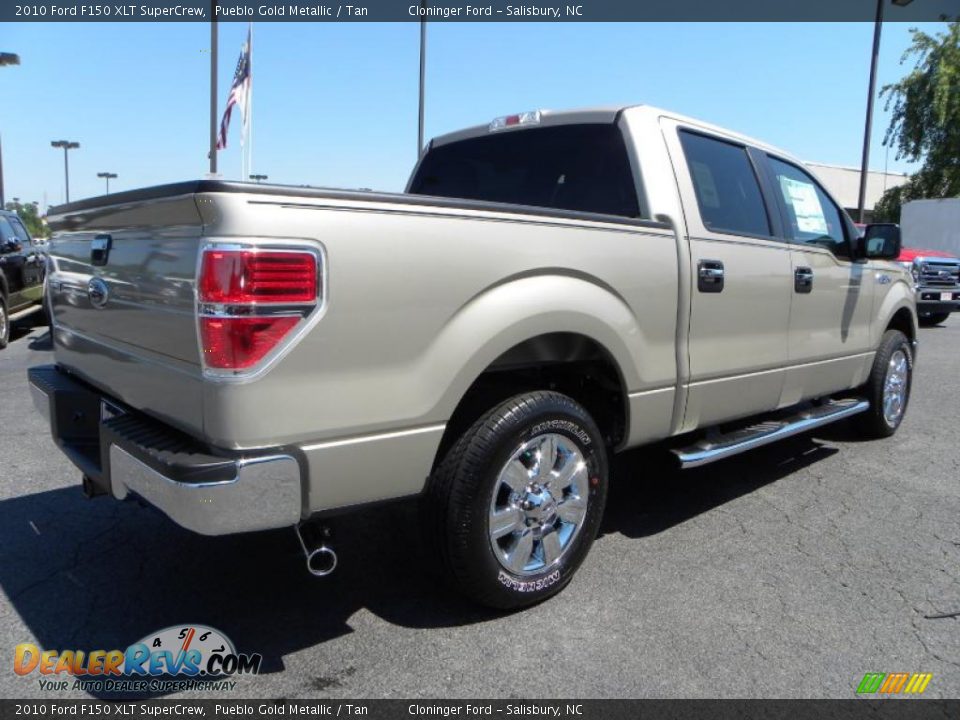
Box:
873, 274, 917, 345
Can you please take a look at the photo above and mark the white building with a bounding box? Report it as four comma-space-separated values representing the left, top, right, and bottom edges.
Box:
805, 162, 909, 222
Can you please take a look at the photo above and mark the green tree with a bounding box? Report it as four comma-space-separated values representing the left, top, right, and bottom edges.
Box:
873, 21, 960, 223
3, 200, 47, 239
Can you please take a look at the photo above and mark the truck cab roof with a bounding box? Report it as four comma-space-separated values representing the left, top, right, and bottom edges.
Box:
430, 104, 802, 166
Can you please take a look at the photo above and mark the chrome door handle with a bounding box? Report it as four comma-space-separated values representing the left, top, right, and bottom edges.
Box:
90, 234, 112, 267
697, 260, 724, 293
795, 267, 813, 294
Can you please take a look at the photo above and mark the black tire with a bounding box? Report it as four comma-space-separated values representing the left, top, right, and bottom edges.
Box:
0, 296, 8, 349
423, 391, 608, 610
918, 312, 950, 327
851, 329, 913, 439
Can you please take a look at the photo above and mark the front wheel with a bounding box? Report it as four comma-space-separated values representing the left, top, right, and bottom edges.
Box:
919, 312, 950, 327
424, 391, 608, 609
851, 329, 913, 439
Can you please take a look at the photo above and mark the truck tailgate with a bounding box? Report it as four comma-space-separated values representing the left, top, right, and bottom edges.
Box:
46, 193, 205, 436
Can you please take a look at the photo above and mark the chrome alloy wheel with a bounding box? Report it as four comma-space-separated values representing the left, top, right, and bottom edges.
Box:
0, 303, 7, 340
882, 348, 909, 428
488, 433, 590, 576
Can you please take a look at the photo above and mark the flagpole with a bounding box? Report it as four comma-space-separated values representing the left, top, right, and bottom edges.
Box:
417, 2, 426, 158
248, 21, 253, 180
240, 24, 245, 181
209, 17, 218, 175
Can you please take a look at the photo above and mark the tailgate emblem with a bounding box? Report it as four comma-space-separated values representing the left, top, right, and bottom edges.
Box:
87, 277, 109, 309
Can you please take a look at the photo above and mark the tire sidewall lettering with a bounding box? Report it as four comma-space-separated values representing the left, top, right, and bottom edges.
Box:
528, 419, 592, 446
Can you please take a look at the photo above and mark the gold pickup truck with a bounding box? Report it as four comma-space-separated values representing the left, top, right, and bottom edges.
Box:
29, 105, 916, 609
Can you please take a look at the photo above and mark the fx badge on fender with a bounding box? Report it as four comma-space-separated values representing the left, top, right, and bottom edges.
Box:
87, 277, 109, 309
877, 273, 892, 285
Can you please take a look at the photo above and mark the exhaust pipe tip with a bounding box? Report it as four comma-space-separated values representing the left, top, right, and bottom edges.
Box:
305, 546, 337, 577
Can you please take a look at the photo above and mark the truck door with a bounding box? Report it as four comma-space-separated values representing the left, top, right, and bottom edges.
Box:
7, 215, 43, 300
762, 156, 875, 405
666, 126, 792, 429
0, 215, 27, 311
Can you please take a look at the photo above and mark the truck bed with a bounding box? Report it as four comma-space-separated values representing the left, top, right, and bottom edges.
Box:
46, 181, 676, 453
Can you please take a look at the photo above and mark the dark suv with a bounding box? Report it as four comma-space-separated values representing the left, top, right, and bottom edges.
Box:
0, 208, 46, 348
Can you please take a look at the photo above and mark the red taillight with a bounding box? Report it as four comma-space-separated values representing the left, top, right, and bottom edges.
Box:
199, 250, 318, 304
200, 316, 300, 370
197, 246, 321, 374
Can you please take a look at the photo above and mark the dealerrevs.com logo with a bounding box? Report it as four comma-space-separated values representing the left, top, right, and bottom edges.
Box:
14, 625, 262, 693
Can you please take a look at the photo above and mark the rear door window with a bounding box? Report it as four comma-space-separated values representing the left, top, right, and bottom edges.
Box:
8, 216, 31, 245
0, 217, 18, 252
409, 123, 641, 218
679, 130, 772, 238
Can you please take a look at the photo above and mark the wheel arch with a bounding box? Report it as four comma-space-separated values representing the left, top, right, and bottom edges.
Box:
886, 305, 917, 344
873, 279, 917, 347
432, 330, 630, 472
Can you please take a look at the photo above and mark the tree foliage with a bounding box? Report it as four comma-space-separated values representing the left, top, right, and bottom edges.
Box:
3, 200, 47, 239
873, 22, 960, 223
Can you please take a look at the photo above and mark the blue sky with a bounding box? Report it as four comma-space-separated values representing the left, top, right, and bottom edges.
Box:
1, 20, 950, 208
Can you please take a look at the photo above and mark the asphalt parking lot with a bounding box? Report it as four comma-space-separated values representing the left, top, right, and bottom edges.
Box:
0, 319, 957, 700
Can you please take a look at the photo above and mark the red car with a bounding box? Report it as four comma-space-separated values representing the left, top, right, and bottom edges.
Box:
857, 223, 960, 326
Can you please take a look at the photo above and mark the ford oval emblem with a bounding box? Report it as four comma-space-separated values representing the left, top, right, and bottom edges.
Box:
87, 277, 109, 309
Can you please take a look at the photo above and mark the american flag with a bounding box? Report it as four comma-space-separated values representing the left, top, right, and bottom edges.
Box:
216, 26, 251, 151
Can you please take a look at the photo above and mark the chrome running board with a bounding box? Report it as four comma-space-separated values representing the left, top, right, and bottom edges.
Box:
672, 398, 869, 469
8, 304, 42, 322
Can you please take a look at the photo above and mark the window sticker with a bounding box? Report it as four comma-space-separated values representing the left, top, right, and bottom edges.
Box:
779, 176, 827, 235
690, 161, 721, 209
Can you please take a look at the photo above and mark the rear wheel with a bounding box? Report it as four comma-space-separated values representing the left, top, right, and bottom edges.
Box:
919, 312, 950, 327
423, 391, 608, 609
852, 329, 913, 439
0, 297, 9, 349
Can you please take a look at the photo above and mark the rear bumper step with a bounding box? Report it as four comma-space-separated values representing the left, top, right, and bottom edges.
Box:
28, 364, 302, 535
672, 398, 870, 469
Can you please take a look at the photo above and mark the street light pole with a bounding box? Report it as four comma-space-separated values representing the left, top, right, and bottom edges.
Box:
0, 53, 21, 208
97, 172, 117, 194
857, 0, 885, 223
857, 0, 914, 223
417, 1, 426, 158
50, 140, 79, 203
209, 19, 218, 175
0, 134, 5, 208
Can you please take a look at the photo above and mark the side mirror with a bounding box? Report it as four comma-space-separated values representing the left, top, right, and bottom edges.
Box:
862, 223, 901, 260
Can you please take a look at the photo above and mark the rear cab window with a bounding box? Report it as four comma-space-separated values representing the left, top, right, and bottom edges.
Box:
409, 123, 641, 219
678, 130, 772, 238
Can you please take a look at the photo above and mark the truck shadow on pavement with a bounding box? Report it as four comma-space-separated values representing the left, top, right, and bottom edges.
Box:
602, 435, 839, 539
0, 432, 838, 698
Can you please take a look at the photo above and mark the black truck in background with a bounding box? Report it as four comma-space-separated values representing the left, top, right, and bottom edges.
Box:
0, 208, 46, 348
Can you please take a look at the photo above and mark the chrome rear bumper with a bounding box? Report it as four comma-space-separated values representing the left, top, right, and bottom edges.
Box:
29, 365, 302, 536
